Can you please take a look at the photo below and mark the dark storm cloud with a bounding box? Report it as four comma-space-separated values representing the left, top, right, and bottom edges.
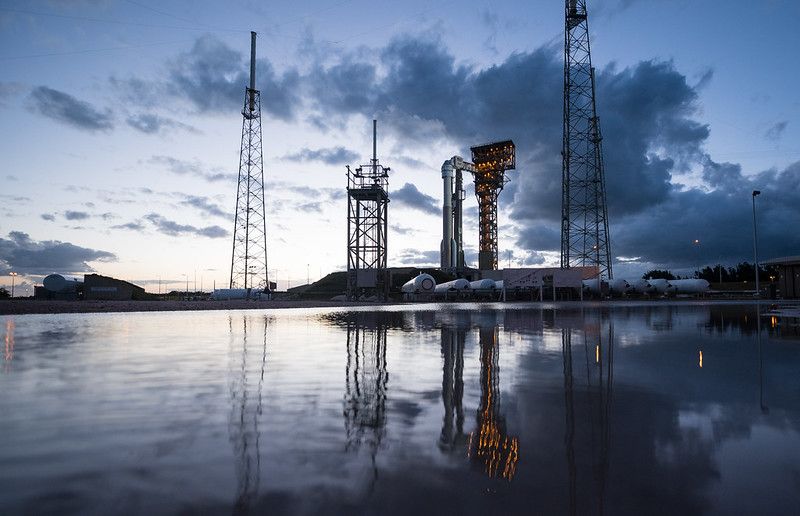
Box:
0, 231, 115, 275
612, 159, 800, 267
301, 32, 798, 268
392, 183, 439, 215
63, 210, 90, 221
126, 113, 197, 134
765, 121, 788, 141
282, 146, 359, 165
40, 213, 55, 221
144, 213, 228, 239
111, 35, 299, 120
28, 86, 113, 131
395, 248, 439, 266
148, 155, 234, 183
180, 195, 229, 219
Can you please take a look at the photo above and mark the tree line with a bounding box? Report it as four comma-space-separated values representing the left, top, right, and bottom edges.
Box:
643, 262, 779, 282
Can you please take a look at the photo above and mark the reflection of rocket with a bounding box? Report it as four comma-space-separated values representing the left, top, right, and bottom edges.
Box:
467, 326, 519, 481
229, 315, 268, 515
439, 325, 465, 451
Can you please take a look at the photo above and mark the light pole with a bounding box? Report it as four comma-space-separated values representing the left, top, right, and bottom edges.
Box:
10, 272, 18, 298
752, 190, 761, 298
693, 239, 701, 278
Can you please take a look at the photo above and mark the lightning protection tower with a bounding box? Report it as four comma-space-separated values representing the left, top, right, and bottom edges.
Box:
230, 32, 269, 291
470, 141, 516, 271
560, 0, 612, 279
346, 120, 390, 301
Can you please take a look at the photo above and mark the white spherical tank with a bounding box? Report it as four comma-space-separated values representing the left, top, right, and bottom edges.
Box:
469, 279, 496, 290
434, 278, 470, 294
43, 274, 83, 292
401, 273, 436, 294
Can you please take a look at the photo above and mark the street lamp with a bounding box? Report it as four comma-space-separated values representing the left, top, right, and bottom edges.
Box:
752, 190, 761, 298
9, 272, 18, 298
693, 239, 701, 278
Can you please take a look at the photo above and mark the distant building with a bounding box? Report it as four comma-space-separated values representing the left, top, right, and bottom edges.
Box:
84, 274, 147, 301
764, 256, 800, 299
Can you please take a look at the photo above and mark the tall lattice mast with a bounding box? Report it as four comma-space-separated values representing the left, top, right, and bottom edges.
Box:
470, 141, 516, 271
560, 0, 613, 279
230, 31, 269, 291
346, 120, 390, 301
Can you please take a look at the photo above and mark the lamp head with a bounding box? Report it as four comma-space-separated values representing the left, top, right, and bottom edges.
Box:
752, 190, 761, 197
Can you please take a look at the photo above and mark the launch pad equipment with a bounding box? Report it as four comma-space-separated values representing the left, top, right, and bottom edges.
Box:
471, 141, 516, 271
346, 120, 390, 301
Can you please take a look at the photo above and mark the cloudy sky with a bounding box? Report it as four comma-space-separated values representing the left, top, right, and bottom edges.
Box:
1, 0, 798, 293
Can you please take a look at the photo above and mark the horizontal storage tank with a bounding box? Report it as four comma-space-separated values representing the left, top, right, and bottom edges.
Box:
43, 274, 83, 292
582, 278, 603, 294
469, 279, 496, 291
401, 273, 435, 294
609, 278, 629, 295
494, 280, 504, 290
434, 278, 470, 294
671, 279, 710, 294
629, 279, 654, 294
210, 288, 250, 300
648, 278, 675, 294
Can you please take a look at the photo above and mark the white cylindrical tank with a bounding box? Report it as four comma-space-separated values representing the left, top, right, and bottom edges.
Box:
648, 278, 675, 294
629, 279, 653, 294
401, 273, 436, 294
469, 279, 496, 290
670, 279, 710, 294
434, 278, 470, 294
210, 288, 250, 300
582, 278, 603, 294
609, 278, 629, 295
43, 274, 83, 292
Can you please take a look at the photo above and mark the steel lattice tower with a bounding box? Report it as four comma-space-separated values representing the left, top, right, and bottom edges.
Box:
560, 0, 613, 279
346, 120, 390, 301
470, 141, 516, 271
230, 32, 269, 291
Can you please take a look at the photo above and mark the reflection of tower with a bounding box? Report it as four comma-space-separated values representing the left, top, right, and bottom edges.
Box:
344, 314, 389, 455
230, 32, 269, 290
470, 141, 516, 271
439, 325, 465, 451
346, 121, 390, 301
228, 315, 268, 514
560, 0, 613, 279
468, 326, 519, 480
561, 315, 614, 515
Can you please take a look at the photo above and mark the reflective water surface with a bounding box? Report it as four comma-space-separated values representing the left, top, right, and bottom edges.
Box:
1, 303, 799, 515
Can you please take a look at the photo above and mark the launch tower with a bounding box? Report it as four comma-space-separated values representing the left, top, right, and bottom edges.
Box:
346, 121, 390, 301
471, 141, 516, 271
560, 0, 613, 279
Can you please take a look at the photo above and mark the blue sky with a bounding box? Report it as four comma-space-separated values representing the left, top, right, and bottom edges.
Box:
1, 0, 798, 294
